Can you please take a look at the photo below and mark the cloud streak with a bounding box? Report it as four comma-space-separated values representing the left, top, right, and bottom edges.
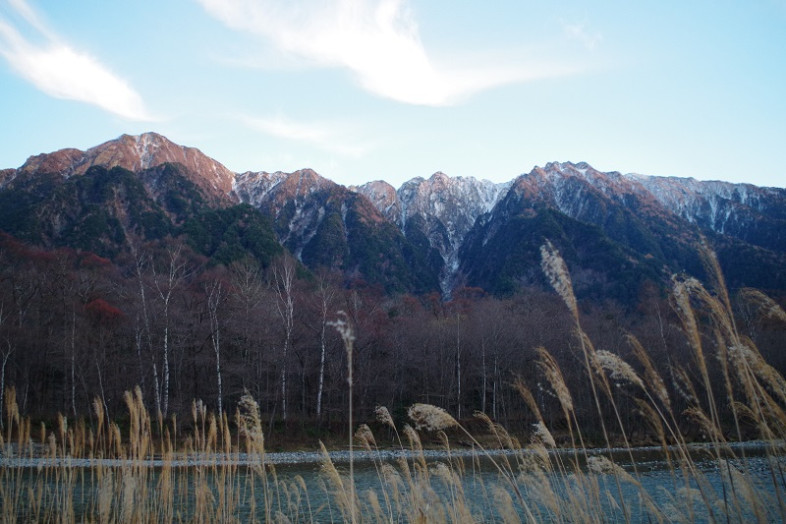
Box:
197, 0, 578, 106
0, 0, 153, 120
561, 20, 603, 51
243, 114, 370, 157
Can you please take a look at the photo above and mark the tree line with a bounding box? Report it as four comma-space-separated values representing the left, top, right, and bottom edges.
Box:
1, 232, 783, 444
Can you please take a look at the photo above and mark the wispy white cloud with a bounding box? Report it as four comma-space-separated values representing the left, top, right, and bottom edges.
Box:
6, 0, 50, 36
196, 0, 580, 106
0, 0, 153, 120
242, 114, 371, 157
561, 19, 603, 51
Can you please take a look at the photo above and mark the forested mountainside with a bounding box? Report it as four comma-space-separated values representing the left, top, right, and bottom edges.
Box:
1, 133, 785, 434
3, 133, 784, 300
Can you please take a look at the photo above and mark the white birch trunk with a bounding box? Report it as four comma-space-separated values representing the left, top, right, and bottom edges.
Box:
274, 258, 295, 421
315, 278, 335, 419
0, 342, 12, 430
154, 245, 185, 418
133, 249, 157, 413
481, 338, 487, 414
317, 319, 327, 418
70, 309, 77, 417
455, 312, 461, 419
206, 279, 225, 416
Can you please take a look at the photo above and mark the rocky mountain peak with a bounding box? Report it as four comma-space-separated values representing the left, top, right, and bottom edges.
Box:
4, 132, 785, 299
19, 148, 85, 176
18, 132, 236, 198
277, 168, 336, 197
352, 180, 400, 223
536, 161, 626, 188
428, 171, 451, 184
355, 171, 510, 295
511, 161, 650, 211
0, 169, 17, 189
233, 170, 289, 205
237, 168, 339, 210
97, 133, 236, 195
398, 172, 508, 223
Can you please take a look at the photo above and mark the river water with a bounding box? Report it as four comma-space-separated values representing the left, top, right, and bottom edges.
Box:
2, 442, 784, 522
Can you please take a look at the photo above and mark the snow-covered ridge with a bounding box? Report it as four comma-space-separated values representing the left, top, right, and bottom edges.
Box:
233, 171, 290, 206
354, 172, 511, 295
12, 134, 782, 234
7, 133, 785, 295
504, 161, 785, 236
621, 172, 783, 233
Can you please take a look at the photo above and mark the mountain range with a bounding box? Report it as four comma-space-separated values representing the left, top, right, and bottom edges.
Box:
2, 132, 785, 302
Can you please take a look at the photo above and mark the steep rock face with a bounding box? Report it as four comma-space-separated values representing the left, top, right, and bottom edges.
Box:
513, 162, 786, 254
351, 180, 400, 223
238, 168, 346, 257
0, 168, 16, 188
459, 161, 786, 298
238, 169, 440, 293
398, 172, 509, 235
0, 135, 442, 293
16, 133, 237, 204
0, 141, 279, 265
626, 173, 786, 253
459, 162, 679, 298
16, 148, 85, 177
232, 170, 289, 205
357, 172, 509, 294
628, 174, 785, 221
3, 132, 786, 299
0, 160, 282, 266
0, 134, 245, 250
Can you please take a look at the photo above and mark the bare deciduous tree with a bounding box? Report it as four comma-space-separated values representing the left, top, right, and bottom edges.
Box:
273, 255, 296, 421
152, 244, 189, 417
315, 272, 338, 419
204, 275, 228, 416
0, 303, 13, 430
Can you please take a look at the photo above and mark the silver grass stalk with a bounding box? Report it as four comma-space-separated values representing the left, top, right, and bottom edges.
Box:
741, 288, 786, 323
587, 456, 639, 486
375, 405, 394, 428
540, 240, 579, 321
513, 377, 546, 424
593, 350, 645, 390
536, 347, 574, 416
354, 423, 376, 451
407, 403, 458, 432
627, 334, 671, 412
531, 421, 557, 448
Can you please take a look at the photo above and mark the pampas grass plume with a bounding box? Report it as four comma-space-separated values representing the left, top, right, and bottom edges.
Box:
594, 350, 645, 389
407, 403, 458, 432
540, 240, 578, 321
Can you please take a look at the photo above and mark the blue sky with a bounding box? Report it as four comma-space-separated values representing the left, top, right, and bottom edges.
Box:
1, 0, 785, 188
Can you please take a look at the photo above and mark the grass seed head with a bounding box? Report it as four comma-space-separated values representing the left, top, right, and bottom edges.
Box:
634, 399, 667, 446
536, 347, 574, 415
741, 288, 786, 323
354, 423, 376, 450
672, 366, 699, 407
531, 421, 556, 448
514, 377, 544, 423
594, 350, 645, 389
407, 403, 457, 432
540, 240, 578, 321
587, 455, 639, 485
375, 405, 395, 428
627, 334, 671, 411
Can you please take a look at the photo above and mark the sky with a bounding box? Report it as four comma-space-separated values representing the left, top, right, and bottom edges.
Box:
1, 0, 785, 189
